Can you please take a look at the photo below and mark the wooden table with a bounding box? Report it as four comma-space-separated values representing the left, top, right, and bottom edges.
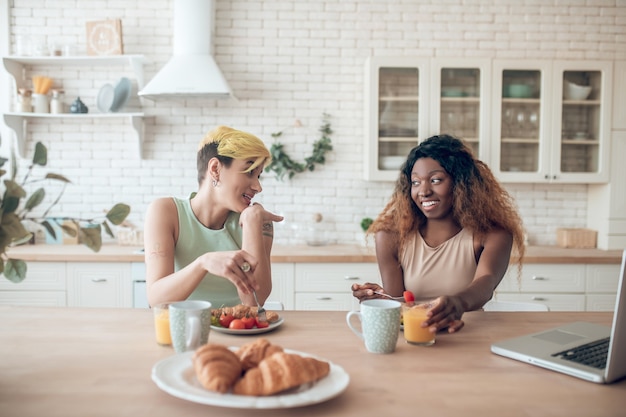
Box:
0, 307, 624, 417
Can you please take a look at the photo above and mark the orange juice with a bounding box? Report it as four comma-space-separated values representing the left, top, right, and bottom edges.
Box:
403, 305, 435, 346
154, 307, 172, 346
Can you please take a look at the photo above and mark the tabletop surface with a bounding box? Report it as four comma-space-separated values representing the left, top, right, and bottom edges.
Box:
0, 306, 624, 417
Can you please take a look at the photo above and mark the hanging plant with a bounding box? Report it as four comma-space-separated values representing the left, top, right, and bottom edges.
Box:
265, 113, 333, 181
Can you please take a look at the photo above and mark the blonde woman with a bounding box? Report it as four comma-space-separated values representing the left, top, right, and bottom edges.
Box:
144, 126, 283, 308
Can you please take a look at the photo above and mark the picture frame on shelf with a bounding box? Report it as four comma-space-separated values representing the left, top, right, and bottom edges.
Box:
86, 19, 124, 56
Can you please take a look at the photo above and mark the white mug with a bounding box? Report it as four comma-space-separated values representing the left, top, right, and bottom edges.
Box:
169, 300, 212, 353
346, 299, 401, 354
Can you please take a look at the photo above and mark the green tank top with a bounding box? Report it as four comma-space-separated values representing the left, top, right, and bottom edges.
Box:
173, 196, 243, 308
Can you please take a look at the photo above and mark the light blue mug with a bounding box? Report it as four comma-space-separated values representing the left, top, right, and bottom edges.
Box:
346, 299, 401, 354
169, 300, 212, 353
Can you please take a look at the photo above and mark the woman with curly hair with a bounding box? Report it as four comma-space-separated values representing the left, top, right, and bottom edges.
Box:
352, 134, 525, 333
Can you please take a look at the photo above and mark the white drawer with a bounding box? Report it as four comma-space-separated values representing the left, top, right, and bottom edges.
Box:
295, 292, 357, 311
0, 262, 66, 291
585, 264, 621, 293
586, 294, 618, 312
498, 264, 585, 293
492, 293, 586, 311
295, 263, 380, 292
0, 290, 66, 306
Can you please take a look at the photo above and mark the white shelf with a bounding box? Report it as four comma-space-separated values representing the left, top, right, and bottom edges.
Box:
1, 55, 146, 158
2, 55, 145, 89
3, 112, 146, 158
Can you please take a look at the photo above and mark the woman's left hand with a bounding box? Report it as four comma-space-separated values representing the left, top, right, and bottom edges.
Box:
422, 296, 466, 333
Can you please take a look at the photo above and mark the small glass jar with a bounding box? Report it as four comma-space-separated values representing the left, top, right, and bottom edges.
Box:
17, 88, 33, 112
50, 89, 65, 114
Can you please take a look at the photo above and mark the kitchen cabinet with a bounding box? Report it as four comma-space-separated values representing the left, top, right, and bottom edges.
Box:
1, 55, 147, 158
66, 262, 132, 308
293, 263, 380, 311
585, 264, 621, 311
494, 263, 620, 311
492, 59, 612, 183
365, 57, 613, 184
364, 57, 491, 181
0, 262, 66, 306
268, 263, 295, 310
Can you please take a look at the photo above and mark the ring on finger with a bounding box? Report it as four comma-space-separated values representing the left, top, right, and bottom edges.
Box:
240, 261, 251, 273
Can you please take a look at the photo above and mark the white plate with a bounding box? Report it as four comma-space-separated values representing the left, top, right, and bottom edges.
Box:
151, 348, 349, 409
110, 77, 132, 112
96, 84, 114, 113
211, 317, 284, 335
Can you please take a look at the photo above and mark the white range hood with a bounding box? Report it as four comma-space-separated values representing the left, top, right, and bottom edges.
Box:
138, 0, 234, 100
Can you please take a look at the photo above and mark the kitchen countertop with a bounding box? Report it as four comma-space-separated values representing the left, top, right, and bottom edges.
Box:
0, 306, 623, 417
5, 243, 623, 264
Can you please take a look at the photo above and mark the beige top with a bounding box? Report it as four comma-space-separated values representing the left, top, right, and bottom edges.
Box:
400, 228, 477, 302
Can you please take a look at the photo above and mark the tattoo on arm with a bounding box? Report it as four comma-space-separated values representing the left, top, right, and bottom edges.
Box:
148, 243, 167, 259
262, 222, 274, 238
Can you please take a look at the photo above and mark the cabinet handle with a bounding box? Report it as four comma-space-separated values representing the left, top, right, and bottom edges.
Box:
344, 276, 360, 280
531, 296, 546, 301
532, 276, 547, 281
91, 278, 107, 283
316, 296, 332, 301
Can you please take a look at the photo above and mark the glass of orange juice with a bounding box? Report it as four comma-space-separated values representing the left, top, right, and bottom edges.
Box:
153, 303, 172, 346
403, 304, 435, 346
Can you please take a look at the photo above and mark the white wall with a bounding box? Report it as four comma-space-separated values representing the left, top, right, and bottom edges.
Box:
2, 0, 625, 246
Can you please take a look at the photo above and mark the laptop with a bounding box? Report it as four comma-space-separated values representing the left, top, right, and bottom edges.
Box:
491, 249, 626, 384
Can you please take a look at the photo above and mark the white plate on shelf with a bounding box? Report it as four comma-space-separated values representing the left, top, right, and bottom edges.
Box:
211, 317, 284, 335
151, 348, 349, 409
96, 83, 115, 113
110, 77, 132, 112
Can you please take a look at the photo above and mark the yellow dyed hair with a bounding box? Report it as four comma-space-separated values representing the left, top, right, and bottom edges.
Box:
197, 125, 271, 184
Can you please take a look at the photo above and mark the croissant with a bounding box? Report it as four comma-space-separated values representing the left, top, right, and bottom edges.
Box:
236, 338, 283, 370
232, 352, 330, 396
192, 343, 243, 393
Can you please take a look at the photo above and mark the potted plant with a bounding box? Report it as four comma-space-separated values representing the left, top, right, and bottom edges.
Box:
0, 141, 131, 283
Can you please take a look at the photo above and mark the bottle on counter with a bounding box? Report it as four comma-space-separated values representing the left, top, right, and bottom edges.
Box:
50, 89, 65, 114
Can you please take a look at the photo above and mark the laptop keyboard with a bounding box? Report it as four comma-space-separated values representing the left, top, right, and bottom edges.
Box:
552, 337, 610, 370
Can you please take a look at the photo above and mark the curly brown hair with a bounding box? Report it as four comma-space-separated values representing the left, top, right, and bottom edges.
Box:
369, 134, 525, 268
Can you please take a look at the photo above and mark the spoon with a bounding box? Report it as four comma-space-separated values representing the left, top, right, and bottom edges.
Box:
373, 291, 405, 302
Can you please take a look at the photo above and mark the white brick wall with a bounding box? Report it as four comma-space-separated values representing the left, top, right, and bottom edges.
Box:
2, 0, 625, 246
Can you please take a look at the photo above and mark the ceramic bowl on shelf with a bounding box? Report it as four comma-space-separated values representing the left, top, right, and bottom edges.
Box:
503, 84, 533, 98
564, 81, 592, 100
379, 156, 405, 170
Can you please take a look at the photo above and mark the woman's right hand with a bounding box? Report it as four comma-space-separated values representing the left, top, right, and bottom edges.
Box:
351, 282, 386, 302
199, 250, 259, 295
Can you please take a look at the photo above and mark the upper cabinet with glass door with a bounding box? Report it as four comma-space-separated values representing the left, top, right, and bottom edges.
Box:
430, 59, 491, 163
364, 57, 429, 181
551, 61, 612, 183
492, 59, 612, 183
491, 60, 553, 182
365, 57, 490, 181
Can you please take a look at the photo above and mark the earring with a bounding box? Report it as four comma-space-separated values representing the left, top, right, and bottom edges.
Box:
212, 179, 218, 187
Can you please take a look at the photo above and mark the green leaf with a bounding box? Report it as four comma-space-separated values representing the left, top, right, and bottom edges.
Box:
80, 225, 102, 252
1, 213, 30, 242
4, 259, 27, 283
3, 179, 27, 199
61, 221, 78, 237
33, 142, 47, 166
40, 220, 57, 240
45, 173, 71, 183
103, 221, 114, 238
24, 188, 45, 211
2, 196, 20, 214
106, 203, 131, 225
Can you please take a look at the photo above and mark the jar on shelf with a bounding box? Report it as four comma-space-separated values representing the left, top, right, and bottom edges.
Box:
50, 89, 65, 114
16, 88, 33, 112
